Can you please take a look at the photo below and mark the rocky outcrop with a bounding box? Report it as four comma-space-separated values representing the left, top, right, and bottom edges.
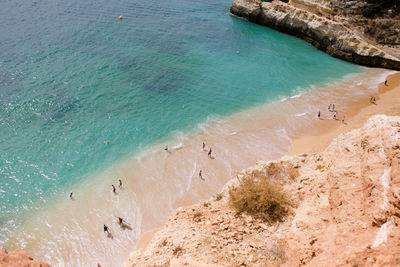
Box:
230, 0, 400, 70
125, 115, 400, 266
0, 249, 50, 267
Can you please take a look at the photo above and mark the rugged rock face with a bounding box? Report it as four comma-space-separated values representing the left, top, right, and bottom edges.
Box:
125, 115, 400, 266
230, 0, 400, 70
0, 249, 50, 267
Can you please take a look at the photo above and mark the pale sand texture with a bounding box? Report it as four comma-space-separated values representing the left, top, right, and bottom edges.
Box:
290, 72, 400, 155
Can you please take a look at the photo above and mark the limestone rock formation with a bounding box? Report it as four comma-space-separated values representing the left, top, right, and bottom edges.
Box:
0, 249, 50, 267
230, 0, 400, 70
125, 115, 400, 266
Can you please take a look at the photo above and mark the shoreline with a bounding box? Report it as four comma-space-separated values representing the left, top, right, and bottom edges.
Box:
289, 71, 400, 155
133, 70, 400, 254
4, 69, 396, 266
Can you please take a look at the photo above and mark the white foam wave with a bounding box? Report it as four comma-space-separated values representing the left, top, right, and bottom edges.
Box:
295, 112, 308, 117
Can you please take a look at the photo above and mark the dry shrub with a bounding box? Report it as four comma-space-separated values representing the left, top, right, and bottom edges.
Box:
229, 175, 293, 224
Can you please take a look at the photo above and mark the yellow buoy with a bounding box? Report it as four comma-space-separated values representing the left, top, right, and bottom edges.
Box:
119, 16, 123, 20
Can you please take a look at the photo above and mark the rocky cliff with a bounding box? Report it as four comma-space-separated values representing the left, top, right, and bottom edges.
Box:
125, 115, 400, 266
0, 249, 50, 267
230, 0, 400, 70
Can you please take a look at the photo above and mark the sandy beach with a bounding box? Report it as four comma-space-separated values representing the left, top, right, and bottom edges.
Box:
133, 70, 400, 255
290, 71, 400, 155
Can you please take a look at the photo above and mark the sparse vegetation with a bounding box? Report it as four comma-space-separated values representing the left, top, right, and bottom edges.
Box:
229, 174, 293, 224
316, 164, 325, 171
193, 211, 202, 219
172, 245, 183, 256
159, 239, 168, 247
215, 193, 223, 201
362, 0, 399, 18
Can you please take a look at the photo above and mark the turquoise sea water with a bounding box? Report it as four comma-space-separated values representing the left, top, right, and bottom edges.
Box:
1, 0, 361, 255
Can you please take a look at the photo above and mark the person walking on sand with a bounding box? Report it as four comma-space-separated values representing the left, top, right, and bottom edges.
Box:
199, 170, 204, 180
332, 104, 335, 111
112, 184, 116, 194
318, 111, 321, 119
208, 148, 212, 157
202, 142, 205, 151
333, 111, 337, 120
328, 104, 331, 111
118, 179, 122, 188
118, 217, 124, 225
342, 115, 345, 124
104, 224, 110, 233
385, 79, 388, 86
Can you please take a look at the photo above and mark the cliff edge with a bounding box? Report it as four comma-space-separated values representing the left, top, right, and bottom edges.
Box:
0, 249, 50, 267
125, 115, 400, 266
230, 0, 400, 70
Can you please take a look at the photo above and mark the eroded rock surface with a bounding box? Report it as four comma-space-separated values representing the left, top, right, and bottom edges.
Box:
125, 115, 400, 266
0, 249, 50, 267
230, 0, 400, 70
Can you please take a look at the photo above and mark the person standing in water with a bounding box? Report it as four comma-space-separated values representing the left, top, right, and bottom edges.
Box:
208, 148, 212, 157
118, 179, 122, 188
112, 184, 116, 194
69, 192, 73, 199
